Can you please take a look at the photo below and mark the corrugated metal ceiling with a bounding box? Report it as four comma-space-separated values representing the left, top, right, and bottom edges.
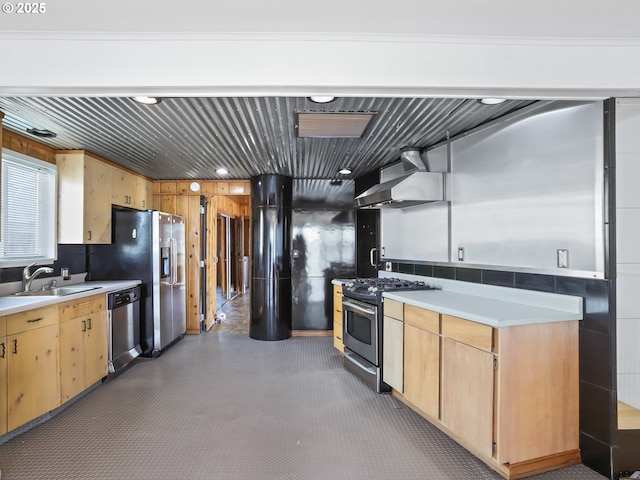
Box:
0, 96, 534, 180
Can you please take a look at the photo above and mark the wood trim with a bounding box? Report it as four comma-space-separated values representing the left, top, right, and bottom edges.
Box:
291, 330, 332, 336
56, 149, 151, 181
154, 179, 251, 196
2, 128, 57, 164
186, 196, 202, 334
204, 197, 218, 331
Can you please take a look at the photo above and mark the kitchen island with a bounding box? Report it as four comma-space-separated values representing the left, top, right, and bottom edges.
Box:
381, 283, 582, 479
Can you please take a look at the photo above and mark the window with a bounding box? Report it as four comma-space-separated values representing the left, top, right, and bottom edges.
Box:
0, 148, 57, 267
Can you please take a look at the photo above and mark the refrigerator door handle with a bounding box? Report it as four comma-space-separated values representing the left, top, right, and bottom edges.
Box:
170, 238, 178, 285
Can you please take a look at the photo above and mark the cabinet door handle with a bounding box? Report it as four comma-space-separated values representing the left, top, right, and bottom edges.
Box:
0, 342, 5, 358
12, 339, 17, 355
82, 320, 87, 332
87, 318, 92, 330
87, 230, 92, 241
27, 317, 43, 323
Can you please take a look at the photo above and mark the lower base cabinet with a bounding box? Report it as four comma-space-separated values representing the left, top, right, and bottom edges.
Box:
6, 306, 59, 432
395, 305, 579, 479
60, 296, 108, 402
404, 324, 440, 420
333, 285, 344, 352
382, 315, 403, 391
0, 294, 110, 438
441, 337, 494, 458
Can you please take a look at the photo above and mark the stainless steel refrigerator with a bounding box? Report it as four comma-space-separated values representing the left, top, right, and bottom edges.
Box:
90, 209, 186, 356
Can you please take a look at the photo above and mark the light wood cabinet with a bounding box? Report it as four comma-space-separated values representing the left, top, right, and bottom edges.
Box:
441, 336, 495, 457
111, 166, 153, 210
0, 316, 7, 435
6, 306, 59, 432
382, 299, 403, 392
57, 152, 112, 244
59, 295, 108, 402
403, 305, 440, 419
111, 166, 134, 207
395, 305, 579, 479
333, 285, 344, 352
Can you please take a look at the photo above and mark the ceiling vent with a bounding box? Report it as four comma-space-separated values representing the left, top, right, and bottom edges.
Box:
296, 112, 376, 138
26, 128, 57, 138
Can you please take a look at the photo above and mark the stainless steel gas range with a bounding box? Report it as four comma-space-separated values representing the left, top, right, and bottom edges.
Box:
341, 277, 436, 393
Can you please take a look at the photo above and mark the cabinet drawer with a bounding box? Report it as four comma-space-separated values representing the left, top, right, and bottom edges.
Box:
334, 285, 343, 296
384, 299, 404, 321
0, 316, 5, 336
6, 306, 57, 335
441, 315, 493, 352
58, 294, 105, 322
405, 305, 439, 333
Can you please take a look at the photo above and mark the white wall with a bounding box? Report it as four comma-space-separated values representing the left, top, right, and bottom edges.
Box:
380, 145, 449, 261
1, 1, 640, 97
616, 98, 640, 411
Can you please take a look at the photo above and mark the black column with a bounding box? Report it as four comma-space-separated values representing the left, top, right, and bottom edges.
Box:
250, 175, 292, 341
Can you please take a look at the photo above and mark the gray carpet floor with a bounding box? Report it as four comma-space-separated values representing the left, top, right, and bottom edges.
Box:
0, 333, 607, 480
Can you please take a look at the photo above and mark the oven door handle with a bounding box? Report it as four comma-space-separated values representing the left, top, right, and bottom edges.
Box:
342, 299, 376, 316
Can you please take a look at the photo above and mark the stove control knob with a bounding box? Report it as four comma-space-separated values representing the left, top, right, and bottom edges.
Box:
370, 286, 378, 293
346, 282, 354, 288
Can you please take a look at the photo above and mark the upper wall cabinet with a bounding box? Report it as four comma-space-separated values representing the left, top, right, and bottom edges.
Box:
111, 166, 152, 210
56, 152, 112, 244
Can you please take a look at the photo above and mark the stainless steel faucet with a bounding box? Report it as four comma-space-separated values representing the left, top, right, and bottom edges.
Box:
22, 262, 54, 292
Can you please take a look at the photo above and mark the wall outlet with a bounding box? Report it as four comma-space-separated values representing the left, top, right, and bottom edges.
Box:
385, 261, 392, 272
457, 247, 465, 261
557, 249, 569, 268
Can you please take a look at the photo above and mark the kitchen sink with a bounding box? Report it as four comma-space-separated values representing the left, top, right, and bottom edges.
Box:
12, 286, 101, 297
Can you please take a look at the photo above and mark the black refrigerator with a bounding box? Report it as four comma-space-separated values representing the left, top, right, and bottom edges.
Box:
90, 209, 186, 356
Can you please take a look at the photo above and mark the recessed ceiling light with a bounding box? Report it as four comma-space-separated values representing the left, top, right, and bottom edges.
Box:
479, 98, 507, 105
339, 168, 352, 175
216, 168, 229, 175
309, 96, 336, 104
132, 96, 161, 105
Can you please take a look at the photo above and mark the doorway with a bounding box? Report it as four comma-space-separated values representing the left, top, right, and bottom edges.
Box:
217, 213, 238, 302
212, 211, 250, 333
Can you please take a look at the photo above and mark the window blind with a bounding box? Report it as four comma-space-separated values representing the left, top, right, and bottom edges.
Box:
0, 149, 57, 266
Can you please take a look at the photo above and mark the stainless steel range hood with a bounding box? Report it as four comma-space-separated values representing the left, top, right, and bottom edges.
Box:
355, 147, 445, 209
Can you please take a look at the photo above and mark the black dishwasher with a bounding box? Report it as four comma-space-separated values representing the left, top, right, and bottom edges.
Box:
107, 286, 142, 373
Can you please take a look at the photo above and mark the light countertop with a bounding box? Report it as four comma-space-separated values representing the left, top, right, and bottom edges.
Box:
382, 289, 583, 327
0, 280, 141, 316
